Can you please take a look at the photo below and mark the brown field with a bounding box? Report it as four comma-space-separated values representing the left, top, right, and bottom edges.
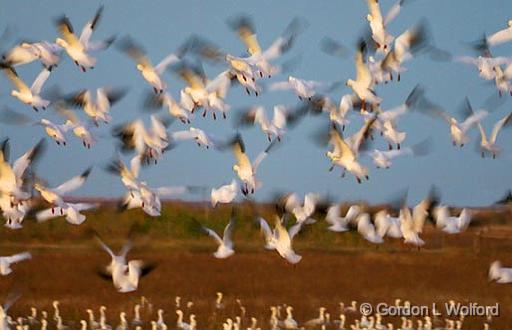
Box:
0, 202, 511, 329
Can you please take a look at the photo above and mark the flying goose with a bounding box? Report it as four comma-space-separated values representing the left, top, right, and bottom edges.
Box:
55, 104, 97, 148
269, 76, 331, 101
346, 41, 381, 110
229, 134, 275, 195
211, 180, 238, 207
325, 117, 376, 183
96, 237, 155, 293
369, 138, 430, 169
279, 192, 320, 224
2, 42, 62, 69
489, 260, 512, 283
487, 20, 512, 46
432, 206, 472, 234
325, 204, 361, 232
476, 111, 512, 158
34, 167, 92, 213
170, 127, 217, 149
259, 215, 302, 263
3, 67, 52, 111
55, 6, 115, 72
365, 0, 407, 52
64, 87, 126, 126
380, 21, 429, 82
399, 206, 425, 246
374, 210, 402, 238
200, 214, 236, 258
0, 252, 31, 275
118, 37, 180, 94
144, 91, 192, 124
36, 202, 97, 225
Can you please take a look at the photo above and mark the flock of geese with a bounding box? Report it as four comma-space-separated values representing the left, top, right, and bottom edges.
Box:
0, 1, 512, 328
0, 294, 497, 330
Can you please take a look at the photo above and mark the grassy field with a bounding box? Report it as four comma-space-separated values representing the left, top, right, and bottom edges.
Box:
0, 201, 511, 329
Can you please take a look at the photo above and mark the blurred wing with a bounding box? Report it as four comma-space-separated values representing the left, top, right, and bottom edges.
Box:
30, 69, 51, 94
54, 167, 92, 195
490, 112, 512, 143
155, 53, 180, 75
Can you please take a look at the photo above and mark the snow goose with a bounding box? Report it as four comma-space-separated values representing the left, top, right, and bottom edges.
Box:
0, 252, 31, 275
96, 237, 155, 293
374, 209, 402, 238
325, 116, 376, 183
279, 192, 320, 224
54, 104, 96, 148
34, 167, 92, 212
422, 97, 488, 147
228, 15, 305, 79
176, 310, 190, 330
399, 207, 425, 246
0, 138, 45, 204
117, 37, 180, 94
476, 111, 512, 158
487, 20, 512, 46
346, 41, 381, 110
211, 180, 238, 207
229, 134, 275, 195
369, 138, 431, 169
489, 260, 512, 283
170, 127, 217, 149
354, 212, 383, 243
64, 87, 126, 126
0, 294, 20, 330
200, 215, 236, 259
144, 91, 192, 124
283, 306, 297, 329
380, 21, 429, 82
454, 54, 512, 81
260, 215, 302, 264
433, 206, 472, 234
36, 202, 97, 225
365, 0, 406, 52
326, 204, 361, 232
3, 67, 52, 111
1, 43, 40, 67
173, 63, 231, 119
1, 194, 33, 230
304, 307, 327, 327
55, 6, 115, 72
269, 76, 334, 101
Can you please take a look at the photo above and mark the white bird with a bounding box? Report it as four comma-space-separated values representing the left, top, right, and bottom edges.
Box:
425, 98, 488, 147
211, 180, 238, 207
489, 260, 512, 283
369, 139, 430, 169
65, 87, 126, 126
366, 0, 405, 52
399, 207, 425, 246
454, 55, 512, 81
280, 192, 319, 224
238, 105, 303, 142
374, 210, 402, 238
144, 92, 192, 124
201, 215, 236, 259
36, 202, 97, 225
55, 104, 97, 148
433, 206, 472, 234
118, 37, 180, 94
34, 167, 92, 211
326, 117, 376, 183
2, 41, 62, 69
487, 20, 512, 46
3, 67, 52, 111
230, 135, 275, 195
96, 237, 155, 293
346, 42, 381, 110
259, 216, 302, 263
270, 76, 327, 100
326, 204, 361, 232
380, 21, 429, 82
0, 293, 20, 330
55, 6, 115, 72
354, 213, 383, 244
477, 112, 512, 158
171, 127, 217, 149
283, 306, 298, 329
0, 252, 31, 275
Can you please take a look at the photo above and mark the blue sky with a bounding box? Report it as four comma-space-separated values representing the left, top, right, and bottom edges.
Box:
1, 0, 512, 206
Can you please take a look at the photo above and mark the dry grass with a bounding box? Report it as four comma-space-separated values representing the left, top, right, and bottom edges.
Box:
0, 202, 511, 329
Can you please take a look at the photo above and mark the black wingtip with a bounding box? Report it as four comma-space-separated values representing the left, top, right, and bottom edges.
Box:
82, 166, 93, 179
90, 5, 105, 30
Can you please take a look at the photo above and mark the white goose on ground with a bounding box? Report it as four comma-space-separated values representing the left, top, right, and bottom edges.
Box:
3, 67, 51, 111
55, 6, 115, 72
0, 252, 31, 275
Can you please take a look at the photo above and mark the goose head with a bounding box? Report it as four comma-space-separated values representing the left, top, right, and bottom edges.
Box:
508, 20, 512, 27
345, 79, 355, 88
136, 64, 145, 72
366, 14, 373, 23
